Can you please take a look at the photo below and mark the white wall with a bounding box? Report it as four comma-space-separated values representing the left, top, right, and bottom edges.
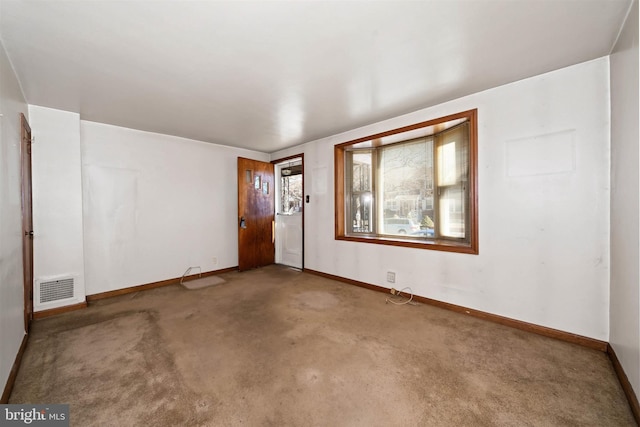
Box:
610, 0, 639, 398
29, 106, 86, 311
0, 39, 28, 393
81, 121, 269, 295
273, 58, 611, 340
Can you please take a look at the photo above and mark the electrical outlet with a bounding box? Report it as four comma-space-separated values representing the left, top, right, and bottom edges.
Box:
212, 257, 218, 265
387, 271, 396, 283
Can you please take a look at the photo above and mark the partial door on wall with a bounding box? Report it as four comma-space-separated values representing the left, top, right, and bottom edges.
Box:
274, 156, 303, 270
20, 113, 33, 333
237, 157, 275, 271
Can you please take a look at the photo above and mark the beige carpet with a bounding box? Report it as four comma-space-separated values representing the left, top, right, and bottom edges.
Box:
10, 265, 636, 426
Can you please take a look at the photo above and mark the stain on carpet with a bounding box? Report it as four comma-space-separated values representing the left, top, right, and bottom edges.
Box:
10, 311, 214, 426
294, 290, 339, 310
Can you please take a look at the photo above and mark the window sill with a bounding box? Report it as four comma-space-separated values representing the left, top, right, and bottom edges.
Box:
336, 234, 478, 255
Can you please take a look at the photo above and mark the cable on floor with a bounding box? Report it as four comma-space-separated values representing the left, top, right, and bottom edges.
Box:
385, 287, 419, 306
180, 266, 202, 285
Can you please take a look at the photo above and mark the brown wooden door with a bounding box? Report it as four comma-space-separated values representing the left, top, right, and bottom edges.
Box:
20, 113, 33, 333
238, 157, 275, 271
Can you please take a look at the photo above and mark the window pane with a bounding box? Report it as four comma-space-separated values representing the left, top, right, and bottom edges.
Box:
280, 174, 302, 213
438, 141, 458, 185
439, 185, 465, 238
379, 139, 433, 236
349, 152, 373, 233
436, 123, 469, 240
352, 152, 372, 192
437, 124, 469, 185
351, 193, 372, 232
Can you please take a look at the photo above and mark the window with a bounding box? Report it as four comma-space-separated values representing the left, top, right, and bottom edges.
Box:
279, 162, 303, 214
335, 109, 478, 254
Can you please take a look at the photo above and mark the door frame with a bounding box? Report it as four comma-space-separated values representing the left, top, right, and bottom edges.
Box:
272, 153, 304, 270
20, 113, 33, 333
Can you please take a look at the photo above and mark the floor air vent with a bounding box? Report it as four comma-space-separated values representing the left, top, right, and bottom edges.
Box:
39, 277, 74, 303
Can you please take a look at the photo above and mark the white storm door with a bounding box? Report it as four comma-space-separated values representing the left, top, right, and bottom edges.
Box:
275, 158, 303, 269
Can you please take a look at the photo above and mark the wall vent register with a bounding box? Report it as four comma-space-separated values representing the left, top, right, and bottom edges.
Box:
39, 277, 74, 303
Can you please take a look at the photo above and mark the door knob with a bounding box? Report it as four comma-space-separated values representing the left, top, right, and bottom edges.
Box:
239, 217, 247, 229
25, 230, 33, 236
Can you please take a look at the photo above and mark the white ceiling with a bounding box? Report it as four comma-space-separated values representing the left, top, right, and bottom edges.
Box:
0, 0, 632, 153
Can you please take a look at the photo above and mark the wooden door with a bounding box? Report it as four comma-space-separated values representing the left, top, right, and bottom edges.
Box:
238, 157, 275, 271
20, 113, 33, 333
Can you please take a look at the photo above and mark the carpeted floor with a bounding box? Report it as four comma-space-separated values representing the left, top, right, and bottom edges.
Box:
10, 265, 636, 426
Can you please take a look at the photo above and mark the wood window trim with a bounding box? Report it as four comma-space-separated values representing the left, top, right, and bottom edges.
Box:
334, 109, 478, 255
